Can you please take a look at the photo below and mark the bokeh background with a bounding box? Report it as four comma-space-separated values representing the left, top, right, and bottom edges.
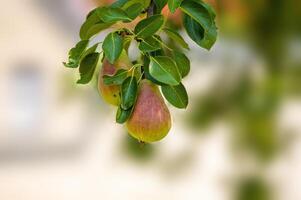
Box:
0, 0, 301, 199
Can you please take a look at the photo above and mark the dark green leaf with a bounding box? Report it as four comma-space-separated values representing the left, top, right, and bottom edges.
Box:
77, 53, 100, 84
172, 51, 190, 78
80, 12, 113, 40
96, 7, 132, 23
139, 36, 161, 52
125, 3, 144, 20
63, 40, 89, 68
154, 0, 168, 12
163, 28, 189, 49
149, 56, 181, 86
161, 83, 188, 109
103, 69, 128, 85
121, 76, 138, 110
150, 48, 165, 57
80, 43, 100, 62
134, 14, 164, 38
181, 0, 217, 50
116, 106, 133, 124
168, 0, 183, 13
102, 32, 123, 64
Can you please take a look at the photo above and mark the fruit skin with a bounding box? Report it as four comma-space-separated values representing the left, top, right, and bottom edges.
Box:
162, 5, 183, 28
98, 52, 132, 106
126, 80, 171, 143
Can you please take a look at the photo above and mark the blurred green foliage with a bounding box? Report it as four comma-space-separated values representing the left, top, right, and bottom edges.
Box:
236, 177, 271, 200
188, 0, 301, 161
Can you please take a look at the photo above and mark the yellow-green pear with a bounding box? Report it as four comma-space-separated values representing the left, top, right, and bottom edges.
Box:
126, 80, 171, 143
98, 51, 132, 106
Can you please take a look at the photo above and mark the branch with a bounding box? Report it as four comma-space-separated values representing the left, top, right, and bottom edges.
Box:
147, 0, 155, 17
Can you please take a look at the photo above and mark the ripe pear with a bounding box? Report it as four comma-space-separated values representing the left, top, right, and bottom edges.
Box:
98, 51, 132, 106
126, 80, 171, 143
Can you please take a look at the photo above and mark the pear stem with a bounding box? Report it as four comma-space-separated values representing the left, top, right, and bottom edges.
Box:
139, 140, 146, 148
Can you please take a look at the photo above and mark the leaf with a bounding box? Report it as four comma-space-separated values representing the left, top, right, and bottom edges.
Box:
181, 0, 217, 50
122, 0, 151, 9
102, 32, 123, 64
96, 7, 132, 23
134, 14, 164, 38
149, 56, 181, 86
111, 0, 128, 8
77, 53, 100, 84
161, 83, 188, 109
154, 0, 168, 12
139, 36, 161, 52
168, 0, 183, 13
116, 106, 133, 124
143, 55, 167, 86
121, 76, 138, 110
125, 3, 144, 20
80, 43, 101, 62
163, 28, 189, 49
103, 69, 128, 85
63, 40, 89, 68
123, 35, 133, 51
86, 8, 97, 19
172, 51, 190, 78
80, 12, 113, 40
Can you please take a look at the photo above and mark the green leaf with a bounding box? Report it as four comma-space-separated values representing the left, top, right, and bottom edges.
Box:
139, 36, 161, 52
80, 43, 101, 62
122, 0, 151, 9
116, 106, 133, 124
181, 0, 217, 50
125, 3, 144, 20
121, 76, 138, 110
86, 8, 97, 19
123, 35, 133, 52
96, 7, 132, 23
102, 32, 123, 64
80, 12, 113, 40
172, 51, 190, 78
163, 28, 189, 50
134, 14, 164, 38
103, 69, 128, 85
111, 0, 128, 8
149, 56, 181, 86
168, 0, 183, 13
77, 53, 100, 84
63, 40, 89, 68
143, 55, 166, 86
154, 0, 168, 12
161, 83, 188, 109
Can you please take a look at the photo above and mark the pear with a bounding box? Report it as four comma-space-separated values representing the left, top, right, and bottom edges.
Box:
126, 80, 171, 143
98, 51, 132, 106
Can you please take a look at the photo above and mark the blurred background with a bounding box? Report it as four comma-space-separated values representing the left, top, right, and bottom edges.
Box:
0, 0, 301, 199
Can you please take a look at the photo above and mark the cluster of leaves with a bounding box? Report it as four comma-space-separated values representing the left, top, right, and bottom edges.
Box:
64, 0, 217, 123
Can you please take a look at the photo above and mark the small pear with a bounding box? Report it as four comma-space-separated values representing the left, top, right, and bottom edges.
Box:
126, 80, 171, 143
98, 51, 132, 106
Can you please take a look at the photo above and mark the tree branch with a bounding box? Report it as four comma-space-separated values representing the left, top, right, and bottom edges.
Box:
147, 0, 155, 17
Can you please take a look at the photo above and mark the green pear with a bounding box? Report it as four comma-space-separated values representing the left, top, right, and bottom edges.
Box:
98, 51, 132, 106
126, 80, 172, 143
